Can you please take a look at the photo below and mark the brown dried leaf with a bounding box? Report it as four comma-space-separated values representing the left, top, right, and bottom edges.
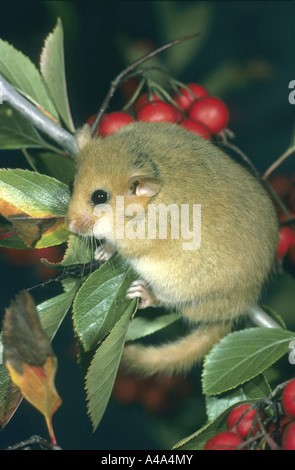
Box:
3, 291, 62, 444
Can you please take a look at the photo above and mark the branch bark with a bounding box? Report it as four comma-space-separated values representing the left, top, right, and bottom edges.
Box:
1, 74, 78, 157
248, 306, 282, 329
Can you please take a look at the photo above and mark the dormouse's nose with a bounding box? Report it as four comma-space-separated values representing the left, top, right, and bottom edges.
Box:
66, 212, 94, 235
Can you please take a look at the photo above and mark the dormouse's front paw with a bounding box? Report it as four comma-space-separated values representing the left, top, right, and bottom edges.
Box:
94, 242, 116, 263
126, 280, 159, 309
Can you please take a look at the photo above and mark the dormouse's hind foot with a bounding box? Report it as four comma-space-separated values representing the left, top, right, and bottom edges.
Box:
126, 280, 160, 309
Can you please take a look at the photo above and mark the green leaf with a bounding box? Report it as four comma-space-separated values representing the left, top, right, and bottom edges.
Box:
173, 399, 257, 450
73, 255, 137, 351
126, 311, 181, 342
205, 374, 270, 422
38, 281, 79, 340
0, 169, 70, 247
41, 234, 94, 272
0, 169, 69, 217
261, 304, 287, 329
40, 18, 75, 132
0, 38, 59, 120
0, 234, 28, 249
23, 150, 75, 185
202, 327, 295, 396
173, 407, 228, 450
59, 234, 94, 266
85, 301, 136, 431
0, 361, 22, 430
0, 105, 47, 149
34, 224, 69, 249
153, 2, 213, 74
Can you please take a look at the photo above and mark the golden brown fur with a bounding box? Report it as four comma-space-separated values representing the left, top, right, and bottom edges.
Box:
67, 122, 279, 375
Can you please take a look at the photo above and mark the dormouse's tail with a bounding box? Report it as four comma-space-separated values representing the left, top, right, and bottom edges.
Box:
121, 322, 232, 376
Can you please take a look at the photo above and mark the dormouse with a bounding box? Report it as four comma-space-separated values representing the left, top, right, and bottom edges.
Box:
67, 122, 279, 375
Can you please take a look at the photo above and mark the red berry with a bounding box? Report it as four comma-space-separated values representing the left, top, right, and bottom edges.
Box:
268, 415, 291, 437
99, 112, 134, 137
226, 404, 258, 438
204, 431, 243, 450
189, 96, 229, 134
86, 114, 95, 126
269, 175, 292, 200
137, 100, 178, 123
112, 376, 140, 404
282, 421, 295, 450
282, 379, 295, 418
276, 226, 295, 259
173, 107, 183, 122
141, 385, 168, 412
180, 119, 211, 140
133, 93, 160, 115
173, 83, 208, 112
279, 212, 295, 223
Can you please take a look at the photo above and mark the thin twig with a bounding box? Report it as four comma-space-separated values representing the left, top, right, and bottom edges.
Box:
5, 434, 62, 450
90, 33, 200, 136
263, 178, 291, 218
219, 132, 260, 179
262, 145, 295, 180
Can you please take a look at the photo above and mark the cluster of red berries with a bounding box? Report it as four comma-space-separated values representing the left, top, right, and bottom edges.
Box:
268, 174, 295, 263
87, 82, 229, 141
204, 378, 295, 450
112, 368, 193, 413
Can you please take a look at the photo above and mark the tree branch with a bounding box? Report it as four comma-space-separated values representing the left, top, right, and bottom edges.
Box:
248, 306, 282, 329
1, 74, 78, 157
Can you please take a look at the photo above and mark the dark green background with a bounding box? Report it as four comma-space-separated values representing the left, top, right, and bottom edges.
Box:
0, 1, 294, 450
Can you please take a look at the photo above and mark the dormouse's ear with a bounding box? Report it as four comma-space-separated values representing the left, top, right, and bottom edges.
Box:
76, 124, 92, 151
129, 176, 162, 198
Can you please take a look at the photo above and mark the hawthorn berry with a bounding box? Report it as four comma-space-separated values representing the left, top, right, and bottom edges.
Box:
282, 421, 295, 450
204, 431, 243, 450
141, 385, 168, 413
279, 212, 295, 223
282, 379, 295, 418
112, 375, 141, 404
137, 100, 178, 123
276, 226, 295, 259
226, 403, 258, 438
133, 93, 160, 115
173, 83, 208, 112
86, 114, 95, 126
189, 96, 229, 134
269, 175, 293, 200
99, 112, 134, 137
180, 119, 211, 140
268, 414, 291, 438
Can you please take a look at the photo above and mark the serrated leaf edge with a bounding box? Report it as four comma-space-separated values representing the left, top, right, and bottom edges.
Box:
201, 327, 295, 396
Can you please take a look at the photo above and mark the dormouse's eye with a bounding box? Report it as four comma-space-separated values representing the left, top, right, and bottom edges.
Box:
91, 189, 110, 205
